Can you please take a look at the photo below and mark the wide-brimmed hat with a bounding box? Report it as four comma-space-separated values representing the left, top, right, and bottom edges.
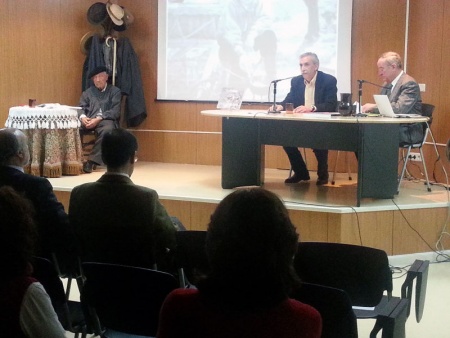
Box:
88, 66, 109, 79
112, 7, 134, 32
80, 31, 98, 55
87, 2, 108, 25
106, 3, 124, 26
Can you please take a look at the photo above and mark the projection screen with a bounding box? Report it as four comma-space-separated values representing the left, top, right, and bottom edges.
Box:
158, 0, 352, 103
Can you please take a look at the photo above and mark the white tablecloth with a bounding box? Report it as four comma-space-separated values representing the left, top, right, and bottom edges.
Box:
5, 104, 83, 177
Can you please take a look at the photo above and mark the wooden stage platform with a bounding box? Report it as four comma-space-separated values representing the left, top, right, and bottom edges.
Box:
49, 162, 450, 256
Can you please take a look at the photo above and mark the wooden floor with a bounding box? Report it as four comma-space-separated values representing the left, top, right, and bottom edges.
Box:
50, 162, 450, 256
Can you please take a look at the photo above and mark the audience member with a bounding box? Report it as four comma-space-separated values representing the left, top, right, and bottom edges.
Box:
362, 51, 423, 145
0, 128, 76, 275
79, 65, 121, 173
272, 52, 338, 185
0, 185, 66, 337
157, 187, 322, 338
70, 128, 177, 271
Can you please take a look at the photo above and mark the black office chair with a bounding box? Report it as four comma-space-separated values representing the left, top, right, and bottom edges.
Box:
292, 282, 358, 338
397, 103, 435, 193
293, 242, 409, 337
81, 262, 178, 337
400, 259, 430, 323
32, 256, 88, 338
174, 230, 209, 288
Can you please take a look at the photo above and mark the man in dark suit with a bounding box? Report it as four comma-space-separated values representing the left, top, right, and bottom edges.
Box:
273, 52, 338, 185
362, 51, 423, 145
0, 128, 76, 274
69, 128, 177, 272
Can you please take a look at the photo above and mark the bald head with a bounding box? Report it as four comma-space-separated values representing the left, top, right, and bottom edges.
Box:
0, 128, 30, 167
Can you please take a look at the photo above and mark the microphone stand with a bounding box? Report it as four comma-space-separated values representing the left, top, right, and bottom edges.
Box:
358, 80, 363, 115
268, 81, 279, 113
356, 80, 389, 115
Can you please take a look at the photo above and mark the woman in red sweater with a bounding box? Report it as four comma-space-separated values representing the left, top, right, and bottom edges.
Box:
157, 187, 321, 338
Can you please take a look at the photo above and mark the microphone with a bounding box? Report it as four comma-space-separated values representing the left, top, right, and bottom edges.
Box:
271, 76, 295, 84
357, 79, 390, 90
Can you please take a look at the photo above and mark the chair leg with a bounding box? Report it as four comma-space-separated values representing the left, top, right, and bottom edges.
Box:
397, 147, 412, 194
419, 148, 432, 192
331, 151, 341, 185
345, 152, 353, 181
332, 151, 352, 185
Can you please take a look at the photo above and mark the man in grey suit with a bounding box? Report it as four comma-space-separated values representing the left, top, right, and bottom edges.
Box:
69, 128, 177, 272
362, 51, 423, 144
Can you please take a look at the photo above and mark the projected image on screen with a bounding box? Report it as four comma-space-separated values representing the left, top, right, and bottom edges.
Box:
158, 0, 351, 103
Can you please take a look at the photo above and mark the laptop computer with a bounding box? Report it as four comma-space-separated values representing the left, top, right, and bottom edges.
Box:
373, 94, 422, 118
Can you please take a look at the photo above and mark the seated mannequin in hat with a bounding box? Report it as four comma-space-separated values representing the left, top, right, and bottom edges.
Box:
79, 66, 121, 173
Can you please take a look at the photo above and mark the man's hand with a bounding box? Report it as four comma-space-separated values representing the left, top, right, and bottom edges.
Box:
294, 105, 314, 113
81, 117, 102, 129
362, 103, 377, 113
268, 104, 283, 112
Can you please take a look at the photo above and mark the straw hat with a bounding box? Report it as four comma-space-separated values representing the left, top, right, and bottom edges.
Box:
80, 31, 97, 55
106, 3, 125, 26
87, 2, 108, 25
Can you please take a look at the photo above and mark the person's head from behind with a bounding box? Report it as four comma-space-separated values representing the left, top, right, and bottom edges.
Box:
0, 186, 37, 280
0, 128, 30, 167
199, 187, 299, 311
101, 128, 138, 176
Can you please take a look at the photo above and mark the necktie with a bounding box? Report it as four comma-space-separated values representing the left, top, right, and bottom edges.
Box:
385, 84, 393, 98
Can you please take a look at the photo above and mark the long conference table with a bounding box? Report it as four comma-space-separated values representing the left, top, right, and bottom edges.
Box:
201, 109, 428, 206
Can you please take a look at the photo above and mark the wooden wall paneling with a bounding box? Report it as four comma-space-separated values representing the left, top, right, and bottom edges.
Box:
437, 1, 450, 144
150, 101, 197, 131
289, 210, 330, 242
405, 1, 448, 185
407, 1, 443, 107
392, 207, 449, 255
196, 133, 221, 165
351, 0, 407, 104
348, 211, 394, 255
160, 199, 192, 230
54, 190, 71, 212
190, 202, 218, 231
140, 131, 197, 164
60, 0, 95, 106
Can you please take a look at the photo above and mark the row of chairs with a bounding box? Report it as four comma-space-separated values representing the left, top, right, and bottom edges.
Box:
32, 232, 430, 338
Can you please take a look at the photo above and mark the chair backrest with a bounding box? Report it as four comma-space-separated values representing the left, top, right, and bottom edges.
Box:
175, 230, 209, 287
293, 242, 393, 307
401, 259, 429, 323
292, 282, 358, 338
31, 257, 85, 332
81, 262, 178, 337
419, 103, 435, 139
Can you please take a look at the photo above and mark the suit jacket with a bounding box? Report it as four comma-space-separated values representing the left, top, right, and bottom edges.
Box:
0, 166, 75, 272
380, 73, 423, 144
69, 174, 177, 271
282, 71, 338, 112
381, 72, 422, 115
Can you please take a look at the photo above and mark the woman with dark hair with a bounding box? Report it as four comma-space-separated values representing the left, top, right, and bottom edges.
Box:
0, 186, 66, 337
157, 187, 321, 338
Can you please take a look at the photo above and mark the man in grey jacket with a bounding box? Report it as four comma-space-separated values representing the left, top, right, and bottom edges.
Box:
362, 51, 423, 144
